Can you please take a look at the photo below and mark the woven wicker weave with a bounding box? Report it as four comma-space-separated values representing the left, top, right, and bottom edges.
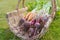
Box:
6, 0, 56, 40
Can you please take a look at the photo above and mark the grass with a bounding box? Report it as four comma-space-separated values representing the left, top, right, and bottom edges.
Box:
0, 0, 60, 40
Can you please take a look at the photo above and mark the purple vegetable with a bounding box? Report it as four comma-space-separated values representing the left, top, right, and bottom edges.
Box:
29, 28, 35, 37
43, 16, 48, 22
34, 22, 40, 29
23, 22, 31, 32
19, 18, 25, 26
31, 19, 36, 25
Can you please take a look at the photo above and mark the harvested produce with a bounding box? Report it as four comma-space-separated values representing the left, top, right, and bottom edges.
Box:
28, 28, 35, 37
18, 1, 52, 38
22, 22, 31, 32
18, 18, 25, 26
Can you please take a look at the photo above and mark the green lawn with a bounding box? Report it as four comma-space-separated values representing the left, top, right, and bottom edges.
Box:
0, 0, 60, 40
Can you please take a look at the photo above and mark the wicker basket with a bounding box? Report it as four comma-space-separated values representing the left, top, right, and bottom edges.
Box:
6, 0, 56, 40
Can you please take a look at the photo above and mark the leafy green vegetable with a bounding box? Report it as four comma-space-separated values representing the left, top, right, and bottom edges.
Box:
26, 0, 50, 11
42, 1, 52, 14
35, 0, 47, 10
26, 1, 37, 11
27, 0, 51, 13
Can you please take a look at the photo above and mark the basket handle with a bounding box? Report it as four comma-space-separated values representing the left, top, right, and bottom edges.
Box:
16, 0, 25, 10
16, 0, 56, 17
51, 0, 56, 18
